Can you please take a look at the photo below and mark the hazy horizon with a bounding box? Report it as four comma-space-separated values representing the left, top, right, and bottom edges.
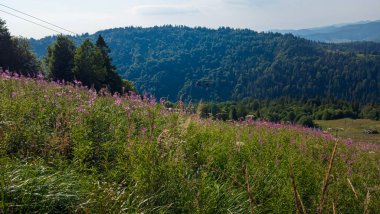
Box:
1, 0, 380, 39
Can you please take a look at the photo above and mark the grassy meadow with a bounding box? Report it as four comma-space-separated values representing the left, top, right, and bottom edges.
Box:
315, 119, 380, 143
0, 72, 379, 213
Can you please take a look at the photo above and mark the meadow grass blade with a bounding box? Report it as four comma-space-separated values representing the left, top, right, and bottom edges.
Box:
245, 165, 255, 214
318, 140, 338, 214
363, 190, 370, 214
347, 178, 358, 200
290, 161, 307, 214
332, 201, 336, 214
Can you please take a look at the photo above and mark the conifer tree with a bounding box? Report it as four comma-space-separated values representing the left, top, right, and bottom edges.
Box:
73, 39, 106, 90
45, 35, 76, 81
0, 19, 13, 70
1, 19, 39, 75
11, 37, 40, 76
96, 35, 123, 93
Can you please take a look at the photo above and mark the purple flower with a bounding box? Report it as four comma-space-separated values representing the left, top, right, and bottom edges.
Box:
11, 92, 17, 99
76, 106, 86, 113
73, 80, 82, 86
344, 138, 353, 147
37, 73, 44, 80
141, 127, 148, 134
323, 131, 331, 141
113, 93, 122, 106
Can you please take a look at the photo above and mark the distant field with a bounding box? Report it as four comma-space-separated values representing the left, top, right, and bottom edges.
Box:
315, 119, 380, 143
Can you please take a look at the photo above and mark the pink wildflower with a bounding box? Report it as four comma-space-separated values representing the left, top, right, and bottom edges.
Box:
344, 138, 353, 147
113, 93, 122, 106
141, 127, 148, 134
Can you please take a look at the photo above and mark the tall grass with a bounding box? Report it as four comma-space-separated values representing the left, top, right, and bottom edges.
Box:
0, 71, 379, 213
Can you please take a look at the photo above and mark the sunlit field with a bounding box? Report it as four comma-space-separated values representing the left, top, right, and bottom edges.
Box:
1, 72, 379, 213
316, 119, 380, 143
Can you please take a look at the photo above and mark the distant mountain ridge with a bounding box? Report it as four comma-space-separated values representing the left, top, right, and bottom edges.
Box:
29, 26, 380, 104
275, 20, 380, 43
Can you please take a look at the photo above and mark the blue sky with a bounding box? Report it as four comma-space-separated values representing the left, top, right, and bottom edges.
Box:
1, 0, 380, 38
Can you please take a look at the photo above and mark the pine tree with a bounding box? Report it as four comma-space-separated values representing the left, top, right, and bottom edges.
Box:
45, 35, 76, 81
96, 35, 123, 93
73, 39, 106, 90
0, 19, 39, 75
11, 37, 40, 76
0, 19, 14, 71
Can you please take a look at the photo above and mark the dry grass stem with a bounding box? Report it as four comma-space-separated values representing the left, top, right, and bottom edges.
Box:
318, 140, 338, 214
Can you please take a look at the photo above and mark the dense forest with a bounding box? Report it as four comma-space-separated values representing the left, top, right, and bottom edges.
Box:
30, 26, 380, 104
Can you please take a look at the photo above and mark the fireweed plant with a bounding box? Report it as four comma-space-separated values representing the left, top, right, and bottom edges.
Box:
0, 71, 379, 213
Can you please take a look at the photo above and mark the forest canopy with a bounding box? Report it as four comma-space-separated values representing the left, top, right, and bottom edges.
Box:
30, 26, 380, 104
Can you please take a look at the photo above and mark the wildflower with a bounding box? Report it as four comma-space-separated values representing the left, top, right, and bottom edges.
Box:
113, 93, 122, 106
88, 92, 97, 107
141, 127, 148, 134
37, 73, 44, 80
11, 92, 17, 99
323, 131, 331, 141
344, 138, 353, 147
76, 106, 86, 113
149, 97, 156, 106
160, 97, 166, 105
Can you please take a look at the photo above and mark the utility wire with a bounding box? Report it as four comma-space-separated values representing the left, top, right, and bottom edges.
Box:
0, 3, 77, 35
0, 9, 63, 34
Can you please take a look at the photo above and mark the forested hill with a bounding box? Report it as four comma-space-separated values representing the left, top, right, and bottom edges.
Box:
30, 26, 380, 103
275, 20, 380, 43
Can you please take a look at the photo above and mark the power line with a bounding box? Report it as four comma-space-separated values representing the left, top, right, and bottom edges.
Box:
0, 9, 63, 34
0, 3, 77, 35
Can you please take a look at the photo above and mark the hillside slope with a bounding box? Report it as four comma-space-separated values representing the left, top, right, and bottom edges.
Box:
1, 72, 380, 213
30, 26, 380, 103
276, 20, 380, 43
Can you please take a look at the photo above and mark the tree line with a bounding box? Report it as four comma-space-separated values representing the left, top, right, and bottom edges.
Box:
30, 26, 380, 104
196, 98, 380, 127
0, 19, 40, 76
0, 19, 134, 94
45, 35, 134, 93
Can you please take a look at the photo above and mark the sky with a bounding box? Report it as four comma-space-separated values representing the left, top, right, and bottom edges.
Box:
0, 0, 380, 39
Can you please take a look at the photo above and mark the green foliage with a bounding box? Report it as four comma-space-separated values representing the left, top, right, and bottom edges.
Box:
297, 116, 315, 128
121, 79, 136, 93
0, 19, 13, 70
29, 26, 380, 103
73, 39, 106, 90
1, 74, 380, 213
45, 35, 76, 81
96, 35, 125, 94
0, 19, 40, 75
9, 37, 40, 76
42, 34, 132, 94
361, 105, 380, 120
198, 98, 379, 126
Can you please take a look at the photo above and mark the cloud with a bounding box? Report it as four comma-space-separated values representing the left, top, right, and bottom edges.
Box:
133, 5, 200, 16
